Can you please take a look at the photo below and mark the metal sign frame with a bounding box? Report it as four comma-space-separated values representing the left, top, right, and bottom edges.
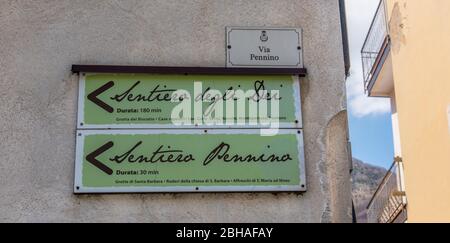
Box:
74, 129, 306, 194
76, 72, 303, 129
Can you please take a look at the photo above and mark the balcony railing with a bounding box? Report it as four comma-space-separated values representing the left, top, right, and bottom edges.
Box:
366, 158, 407, 223
361, 0, 390, 92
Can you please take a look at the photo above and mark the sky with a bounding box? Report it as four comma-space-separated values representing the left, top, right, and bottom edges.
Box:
345, 0, 394, 168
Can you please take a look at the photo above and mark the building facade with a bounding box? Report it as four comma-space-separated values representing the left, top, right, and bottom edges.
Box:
0, 0, 352, 222
364, 0, 450, 223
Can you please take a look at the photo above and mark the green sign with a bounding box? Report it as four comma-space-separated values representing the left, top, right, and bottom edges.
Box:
77, 73, 302, 129
74, 130, 306, 193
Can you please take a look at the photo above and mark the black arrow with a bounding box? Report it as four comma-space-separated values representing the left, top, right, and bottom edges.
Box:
87, 81, 114, 113
86, 141, 114, 175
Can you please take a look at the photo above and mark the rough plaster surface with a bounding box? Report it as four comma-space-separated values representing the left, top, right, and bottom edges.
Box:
0, 0, 351, 222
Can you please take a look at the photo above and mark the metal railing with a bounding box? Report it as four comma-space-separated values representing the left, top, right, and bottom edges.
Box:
361, 0, 390, 92
366, 158, 407, 223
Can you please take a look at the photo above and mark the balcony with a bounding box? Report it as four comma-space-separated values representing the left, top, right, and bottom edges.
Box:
361, 0, 394, 97
366, 158, 407, 223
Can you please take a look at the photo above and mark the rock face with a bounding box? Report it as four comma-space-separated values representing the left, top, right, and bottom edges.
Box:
352, 158, 387, 223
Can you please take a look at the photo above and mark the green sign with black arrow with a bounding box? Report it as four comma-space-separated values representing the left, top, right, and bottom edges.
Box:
74, 129, 306, 193
77, 73, 302, 129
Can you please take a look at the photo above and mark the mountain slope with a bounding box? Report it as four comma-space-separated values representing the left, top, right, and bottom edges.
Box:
352, 158, 387, 223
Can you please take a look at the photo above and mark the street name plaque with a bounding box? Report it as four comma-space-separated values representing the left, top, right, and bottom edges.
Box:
226, 27, 303, 68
